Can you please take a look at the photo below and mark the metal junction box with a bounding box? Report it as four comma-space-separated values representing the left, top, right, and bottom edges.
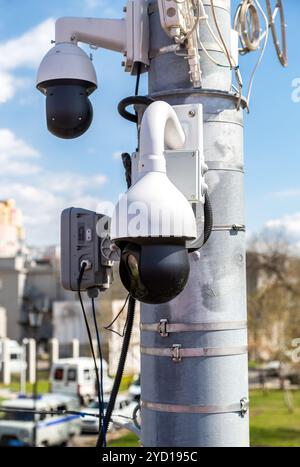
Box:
61, 208, 113, 292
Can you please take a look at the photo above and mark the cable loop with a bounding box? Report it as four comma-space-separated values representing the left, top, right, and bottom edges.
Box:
265, 0, 288, 67
234, 0, 262, 53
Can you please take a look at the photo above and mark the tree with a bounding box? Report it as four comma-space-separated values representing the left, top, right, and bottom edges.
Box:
247, 233, 300, 363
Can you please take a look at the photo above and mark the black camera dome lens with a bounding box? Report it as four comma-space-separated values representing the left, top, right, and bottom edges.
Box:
120, 243, 190, 305
44, 80, 95, 139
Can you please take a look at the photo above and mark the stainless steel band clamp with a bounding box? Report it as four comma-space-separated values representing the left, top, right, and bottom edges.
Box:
212, 224, 246, 233
141, 345, 248, 362
141, 398, 249, 418
141, 319, 247, 337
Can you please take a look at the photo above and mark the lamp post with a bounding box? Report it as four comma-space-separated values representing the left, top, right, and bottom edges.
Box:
28, 304, 44, 448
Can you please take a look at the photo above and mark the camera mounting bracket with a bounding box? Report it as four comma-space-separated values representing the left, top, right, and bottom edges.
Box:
54, 0, 149, 75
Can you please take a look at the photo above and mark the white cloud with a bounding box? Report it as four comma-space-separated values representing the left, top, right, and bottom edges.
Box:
85, 0, 104, 8
0, 178, 109, 245
0, 129, 39, 158
270, 189, 300, 199
112, 151, 122, 161
0, 129, 41, 175
0, 129, 109, 245
265, 213, 300, 241
39, 172, 107, 196
84, 0, 119, 16
0, 71, 15, 104
0, 19, 55, 71
0, 161, 41, 176
0, 18, 55, 103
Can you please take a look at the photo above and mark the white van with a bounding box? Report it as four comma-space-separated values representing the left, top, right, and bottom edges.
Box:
0, 340, 26, 375
0, 394, 81, 447
50, 358, 113, 404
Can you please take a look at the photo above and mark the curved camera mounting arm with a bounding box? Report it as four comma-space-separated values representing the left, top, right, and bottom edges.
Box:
139, 101, 186, 175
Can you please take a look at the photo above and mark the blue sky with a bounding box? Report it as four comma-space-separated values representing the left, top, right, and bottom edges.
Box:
0, 0, 299, 246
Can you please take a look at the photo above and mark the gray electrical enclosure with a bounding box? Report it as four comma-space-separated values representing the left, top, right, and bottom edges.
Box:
61, 207, 113, 292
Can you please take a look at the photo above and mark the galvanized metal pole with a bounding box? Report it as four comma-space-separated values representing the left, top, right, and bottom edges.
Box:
140, 0, 249, 447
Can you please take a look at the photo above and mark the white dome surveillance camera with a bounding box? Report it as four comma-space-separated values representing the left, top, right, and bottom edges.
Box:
36, 43, 97, 139
111, 101, 197, 304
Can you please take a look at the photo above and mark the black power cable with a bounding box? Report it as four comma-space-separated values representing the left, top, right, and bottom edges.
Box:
121, 154, 132, 192
98, 296, 136, 447
0, 408, 101, 419
91, 297, 106, 448
188, 192, 214, 253
135, 62, 142, 97
77, 264, 102, 440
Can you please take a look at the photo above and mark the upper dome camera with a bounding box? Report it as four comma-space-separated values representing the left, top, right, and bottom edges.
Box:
37, 43, 97, 139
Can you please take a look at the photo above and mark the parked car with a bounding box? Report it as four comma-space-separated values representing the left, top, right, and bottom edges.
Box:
80, 398, 109, 434
263, 361, 281, 378
50, 358, 113, 405
80, 396, 135, 434
0, 394, 81, 447
113, 400, 140, 430
0, 340, 26, 375
128, 375, 141, 401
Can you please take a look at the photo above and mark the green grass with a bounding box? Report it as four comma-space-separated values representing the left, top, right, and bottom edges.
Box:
248, 360, 258, 370
108, 433, 139, 448
0, 380, 50, 395
250, 389, 300, 447
0, 372, 50, 396
119, 375, 135, 393
1, 372, 130, 397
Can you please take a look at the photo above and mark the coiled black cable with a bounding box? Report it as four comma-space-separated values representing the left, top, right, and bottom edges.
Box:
188, 192, 214, 253
98, 296, 136, 447
203, 192, 213, 246
118, 96, 154, 124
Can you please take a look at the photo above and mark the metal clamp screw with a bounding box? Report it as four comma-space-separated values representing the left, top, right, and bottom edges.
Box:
171, 344, 182, 363
232, 224, 246, 232
240, 397, 249, 418
158, 319, 169, 337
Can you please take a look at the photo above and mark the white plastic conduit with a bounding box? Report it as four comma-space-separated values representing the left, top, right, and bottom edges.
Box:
139, 101, 186, 175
